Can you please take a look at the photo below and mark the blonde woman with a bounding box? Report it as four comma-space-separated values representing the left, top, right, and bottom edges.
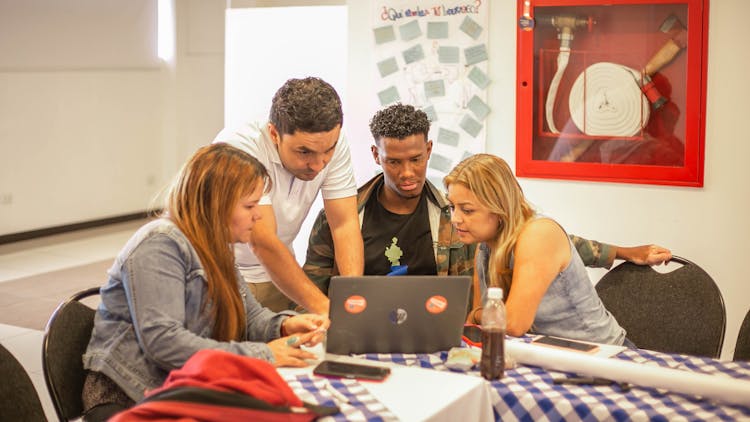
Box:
81, 144, 327, 421
444, 154, 631, 347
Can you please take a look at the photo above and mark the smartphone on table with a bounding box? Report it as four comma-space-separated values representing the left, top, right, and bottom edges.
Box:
313, 360, 391, 381
462, 324, 483, 347
531, 335, 600, 354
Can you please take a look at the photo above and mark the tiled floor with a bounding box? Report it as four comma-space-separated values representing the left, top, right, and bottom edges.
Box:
0, 219, 146, 421
0, 219, 145, 282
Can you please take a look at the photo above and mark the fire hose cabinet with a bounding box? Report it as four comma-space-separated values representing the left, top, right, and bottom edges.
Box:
515, 0, 708, 186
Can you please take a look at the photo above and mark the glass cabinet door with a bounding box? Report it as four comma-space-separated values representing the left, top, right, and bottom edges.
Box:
515, 0, 708, 186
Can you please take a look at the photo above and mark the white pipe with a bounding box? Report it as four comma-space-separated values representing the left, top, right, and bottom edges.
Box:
545, 49, 570, 134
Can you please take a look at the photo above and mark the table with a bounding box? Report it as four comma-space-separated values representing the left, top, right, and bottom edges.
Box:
280, 357, 494, 422
281, 340, 750, 421
485, 347, 750, 421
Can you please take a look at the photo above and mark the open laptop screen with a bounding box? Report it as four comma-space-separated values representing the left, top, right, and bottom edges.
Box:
326, 275, 471, 355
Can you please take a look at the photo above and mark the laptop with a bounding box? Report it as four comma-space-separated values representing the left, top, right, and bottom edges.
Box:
326, 275, 471, 355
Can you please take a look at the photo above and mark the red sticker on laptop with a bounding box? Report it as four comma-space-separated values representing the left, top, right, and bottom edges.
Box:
344, 295, 367, 314
425, 295, 448, 314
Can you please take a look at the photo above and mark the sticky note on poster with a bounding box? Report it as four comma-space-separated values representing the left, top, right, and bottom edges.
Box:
467, 96, 491, 120
460, 16, 483, 40
402, 44, 425, 64
438, 46, 460, 64
373, 25, 396, 44
422, 105, 438, 122
378, 86, 400, 106
460, 114, 483, 138
429, 153, 453, 173
399, 20, 422, 41
427, 22, 449, 39
377, 57, 399, 78
464, 44, 488, 66
468, 67, 491, 90
437, 128, 460, 147
424, 80, 445, 98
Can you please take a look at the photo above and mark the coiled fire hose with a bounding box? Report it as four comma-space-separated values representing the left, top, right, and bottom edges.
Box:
568, 62, 650, 137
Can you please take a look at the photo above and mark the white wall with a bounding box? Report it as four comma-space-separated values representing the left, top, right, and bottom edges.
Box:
171, 0, 226, 167
0, 0, 225, 235
0, 0, 746, 360
0, 1, 165, 235
224, 6, 348, 128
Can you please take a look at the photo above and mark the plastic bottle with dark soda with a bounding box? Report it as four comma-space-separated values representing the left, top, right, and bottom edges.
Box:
480, 287, 506, 380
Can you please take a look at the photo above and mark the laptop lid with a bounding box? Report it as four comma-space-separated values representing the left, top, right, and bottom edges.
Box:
326, 275, 471, 355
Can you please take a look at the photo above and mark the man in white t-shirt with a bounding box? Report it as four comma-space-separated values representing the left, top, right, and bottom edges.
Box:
213, 77, 363, 314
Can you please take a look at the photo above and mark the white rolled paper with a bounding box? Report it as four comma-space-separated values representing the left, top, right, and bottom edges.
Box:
507, 340, 750, 408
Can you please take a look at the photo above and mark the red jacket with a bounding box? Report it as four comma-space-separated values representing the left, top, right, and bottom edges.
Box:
110, 349, 337, 421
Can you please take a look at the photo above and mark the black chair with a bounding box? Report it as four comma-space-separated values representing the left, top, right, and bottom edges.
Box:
595, 255, 725, 358
734, 308, 750, 361
0, 342, 46, 421
42, 286, 100, 421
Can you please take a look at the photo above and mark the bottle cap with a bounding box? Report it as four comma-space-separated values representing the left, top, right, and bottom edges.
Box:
487, 287, 503, 300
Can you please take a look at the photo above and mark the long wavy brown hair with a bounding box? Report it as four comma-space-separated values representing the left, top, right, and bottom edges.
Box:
165, 143, 271, 341
444, 154, 535, 295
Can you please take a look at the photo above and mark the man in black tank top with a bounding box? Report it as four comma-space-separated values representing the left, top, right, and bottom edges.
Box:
304, 104, 476, 294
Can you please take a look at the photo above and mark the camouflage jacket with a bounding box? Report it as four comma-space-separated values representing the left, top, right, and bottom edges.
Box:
303, 173, 476, 294
571, 234, 617, 269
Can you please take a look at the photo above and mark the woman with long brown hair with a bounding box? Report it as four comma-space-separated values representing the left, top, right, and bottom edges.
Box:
444, 154, 629, 346
81, 143, 327, 421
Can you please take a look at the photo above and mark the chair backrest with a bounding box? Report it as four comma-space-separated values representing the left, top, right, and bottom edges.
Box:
734, 308, 750, 361
595, 255, 726, 358
42, 286, 100, 421
0, 342, 46, 421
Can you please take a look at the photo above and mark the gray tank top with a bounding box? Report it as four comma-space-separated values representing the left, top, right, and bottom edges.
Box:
476, 223, 626, 345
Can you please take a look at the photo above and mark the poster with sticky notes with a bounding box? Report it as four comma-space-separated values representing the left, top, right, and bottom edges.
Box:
371, 1, 489, 182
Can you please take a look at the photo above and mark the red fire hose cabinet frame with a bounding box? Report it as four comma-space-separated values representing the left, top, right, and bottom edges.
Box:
515, 0, 709, 187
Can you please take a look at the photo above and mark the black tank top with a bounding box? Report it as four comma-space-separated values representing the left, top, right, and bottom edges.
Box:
361, 182, 437, 276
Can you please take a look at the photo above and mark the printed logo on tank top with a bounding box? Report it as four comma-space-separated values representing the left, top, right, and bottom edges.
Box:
385, 237, 403, 267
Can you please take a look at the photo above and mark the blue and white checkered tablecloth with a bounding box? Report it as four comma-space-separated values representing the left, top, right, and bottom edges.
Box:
282, 373, 399, 422
359, 342, 750, 421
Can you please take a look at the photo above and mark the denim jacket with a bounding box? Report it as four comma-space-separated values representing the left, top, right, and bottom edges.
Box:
82, 219, 294, 401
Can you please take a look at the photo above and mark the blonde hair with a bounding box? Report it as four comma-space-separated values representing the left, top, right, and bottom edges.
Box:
165, 143, 271, 342
444, 154, 535, 294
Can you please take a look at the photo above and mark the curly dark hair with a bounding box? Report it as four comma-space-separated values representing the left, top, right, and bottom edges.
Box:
369, 103, 431, 143
269, 77, 343, 135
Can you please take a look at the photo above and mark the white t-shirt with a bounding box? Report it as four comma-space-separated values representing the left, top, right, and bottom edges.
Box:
213, 121, 357, 282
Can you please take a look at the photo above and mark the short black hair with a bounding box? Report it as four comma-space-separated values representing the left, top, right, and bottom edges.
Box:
269, 77, 343, 135
369, 103, 430, 143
